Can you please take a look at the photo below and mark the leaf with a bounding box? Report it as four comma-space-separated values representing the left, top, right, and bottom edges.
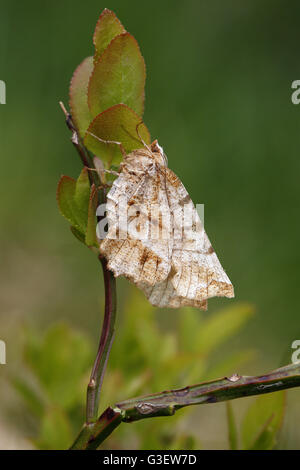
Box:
85, 184, 98, 247
84, 104, 151, 165
24, 324, 93, 410
74, 167, 90, 231
88, 33, 145, 118
56, 175, 79, 229
226, 402, 238, 450
69, 56, 94, 137
195, 303, 254, 356
93, 9, 125, 62
35, 408, 72, 450
242, 391, 285, 450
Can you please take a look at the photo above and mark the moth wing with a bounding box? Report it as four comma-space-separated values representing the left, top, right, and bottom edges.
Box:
99, 168, 173, 287
167, 168, 234, 304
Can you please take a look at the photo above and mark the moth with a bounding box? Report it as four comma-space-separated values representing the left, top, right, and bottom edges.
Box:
97, 139, 234, 309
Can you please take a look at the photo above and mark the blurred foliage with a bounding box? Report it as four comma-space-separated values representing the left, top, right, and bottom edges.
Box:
12, 291, 284, 450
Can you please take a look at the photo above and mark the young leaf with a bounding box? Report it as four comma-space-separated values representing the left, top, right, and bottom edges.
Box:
85, 184, 98, 247
226, 402, 239, 450
93, 9, 125, 62
56, 175, 79, 229
242, 391, 285, 450
84, 104, 151, 166
88, 33, 145, 118
69, 56, 94, 137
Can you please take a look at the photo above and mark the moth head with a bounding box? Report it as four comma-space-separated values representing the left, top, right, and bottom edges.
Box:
124, 139, 167, 173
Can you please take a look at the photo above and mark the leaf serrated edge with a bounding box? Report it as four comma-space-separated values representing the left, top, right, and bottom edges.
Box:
87, 32, 146, 117
93, 8, 126, 60
69, 56, 94, 136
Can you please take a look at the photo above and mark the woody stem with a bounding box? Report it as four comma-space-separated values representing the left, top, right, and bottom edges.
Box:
71, 362, 300, 449
86, 256, 117, 423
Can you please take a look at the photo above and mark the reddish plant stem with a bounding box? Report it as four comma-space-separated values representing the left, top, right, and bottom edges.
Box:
86, 255, 117, 423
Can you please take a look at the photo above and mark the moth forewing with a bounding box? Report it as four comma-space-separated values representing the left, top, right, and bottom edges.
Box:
99, 140, 234, 308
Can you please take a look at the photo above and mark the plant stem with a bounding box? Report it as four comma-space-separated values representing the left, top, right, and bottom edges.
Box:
59, 101, 101, 189
70, 362, 300, 449
60, 101, 118, 428
86, 255, 117, 423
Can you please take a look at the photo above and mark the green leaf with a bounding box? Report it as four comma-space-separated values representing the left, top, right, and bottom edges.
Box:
85, 184, 98, 247
93, 9, 125, 62
242, 391, 285, 450
84, 104, 151, 166
24, 324, 93, 410
69, 56, 93, 137
88, 33, 145, 118
226, 402, 238, 450
195, 303, 254, 355
35, 408, 72, 450
56, 175, 79, 229
74, 167, 90, 231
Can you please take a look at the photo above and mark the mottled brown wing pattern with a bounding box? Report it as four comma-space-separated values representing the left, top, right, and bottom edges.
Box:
99, 144, 234, 309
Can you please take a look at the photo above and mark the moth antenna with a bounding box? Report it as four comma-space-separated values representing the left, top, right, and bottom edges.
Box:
85, 167, 120, 177
87, 132, 127, 159
136, 122, 152, 153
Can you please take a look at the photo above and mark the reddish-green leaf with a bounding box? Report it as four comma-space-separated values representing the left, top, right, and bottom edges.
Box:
84, 104, 151, 166
93, 9, 125, 62
69, 56, 93, 137
88, 33, 145, 118
85, 184, 98, 247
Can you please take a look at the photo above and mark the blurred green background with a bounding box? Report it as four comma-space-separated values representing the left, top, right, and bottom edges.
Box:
0, 0, 300, 449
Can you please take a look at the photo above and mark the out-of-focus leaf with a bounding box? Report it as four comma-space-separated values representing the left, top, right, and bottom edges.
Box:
69, 56, 93, 137
24, 324, 92, 410
196, 303, 254, 355
93, 9, 125, 62
226, 402, 238, 450
35, 408, 72, 450
85, 184, 98, 247
74, 167, 90, 231
242, 391, 285, 450
88, 33, 145, 118
84, 104, 150, 166
12, 377, 45, 418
